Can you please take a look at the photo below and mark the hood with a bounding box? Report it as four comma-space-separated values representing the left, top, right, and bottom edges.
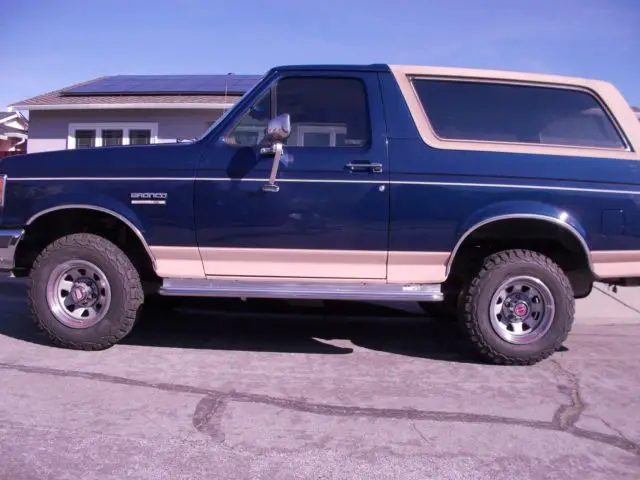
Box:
0, 141, 203, 179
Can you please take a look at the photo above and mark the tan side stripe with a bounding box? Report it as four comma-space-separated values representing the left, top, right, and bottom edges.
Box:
151, 246, 450, 283
200, 247, 387, 279
151, 246, 205, 279
151, 246, 640, 282
592, 251, 640, 278
387, 251, 449, 283
201, 275, 388, 284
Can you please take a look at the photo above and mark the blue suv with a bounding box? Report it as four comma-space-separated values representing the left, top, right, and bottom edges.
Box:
1, 63, 640, 365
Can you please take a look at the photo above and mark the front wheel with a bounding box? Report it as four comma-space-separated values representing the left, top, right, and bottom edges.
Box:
459, 249, 574, 365
28, 233, 144, 350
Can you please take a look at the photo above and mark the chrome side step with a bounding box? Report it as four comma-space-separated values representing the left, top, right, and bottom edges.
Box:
159, 278, 443, 302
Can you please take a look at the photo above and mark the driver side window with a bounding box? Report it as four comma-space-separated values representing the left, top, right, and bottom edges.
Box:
225, 75, 370, 149
276, 76, 370, 148
225, 90, 272, 146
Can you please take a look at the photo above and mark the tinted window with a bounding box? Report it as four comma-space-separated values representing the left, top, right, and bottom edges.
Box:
412, 79, 626, 149
226, 90, 272, 146
276, 77, 370, 147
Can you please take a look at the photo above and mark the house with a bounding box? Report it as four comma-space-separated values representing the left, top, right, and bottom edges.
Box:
0, 111, 28, 157
7, 74, 262, 154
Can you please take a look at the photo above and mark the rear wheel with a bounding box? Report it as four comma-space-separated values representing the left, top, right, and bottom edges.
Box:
459, 249, 574, 365
28, 233, 144, 350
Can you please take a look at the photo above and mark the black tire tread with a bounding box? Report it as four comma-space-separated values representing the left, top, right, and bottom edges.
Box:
460, 248, 574, 366
28, 233, 143, 350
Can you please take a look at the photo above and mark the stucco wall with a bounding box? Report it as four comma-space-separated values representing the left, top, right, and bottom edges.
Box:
0, 138, 13, 152
26, 108, 227, 153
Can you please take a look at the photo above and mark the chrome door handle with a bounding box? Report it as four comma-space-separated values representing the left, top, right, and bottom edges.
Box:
345, 161, 383, 173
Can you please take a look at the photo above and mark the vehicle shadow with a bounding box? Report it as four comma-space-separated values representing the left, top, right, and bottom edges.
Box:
124, 298, 480, 363
0, 280, 480, 364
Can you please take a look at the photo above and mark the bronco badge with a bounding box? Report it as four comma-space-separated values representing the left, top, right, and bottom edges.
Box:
130, 192, 167, 205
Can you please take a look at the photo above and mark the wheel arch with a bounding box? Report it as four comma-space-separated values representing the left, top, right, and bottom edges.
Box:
16, 204, 158, 279
444, 207, 595, 299
446, 212, 594, 277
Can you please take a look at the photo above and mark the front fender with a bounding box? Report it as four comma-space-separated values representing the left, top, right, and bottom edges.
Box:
7, 185, 146, 239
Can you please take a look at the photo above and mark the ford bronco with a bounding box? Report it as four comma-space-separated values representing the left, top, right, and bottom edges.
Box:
1, 63, 640, 365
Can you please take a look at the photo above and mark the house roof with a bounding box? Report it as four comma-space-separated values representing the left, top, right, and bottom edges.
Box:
0, 111, 28, 129
0, 112, 13, 120
8, 74, 262, 111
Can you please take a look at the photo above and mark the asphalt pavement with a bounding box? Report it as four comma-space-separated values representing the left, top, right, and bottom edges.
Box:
0, 277, 639, 479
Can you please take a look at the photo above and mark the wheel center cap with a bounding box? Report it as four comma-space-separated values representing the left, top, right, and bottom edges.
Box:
513, 301, 529, 318
71, 284, 91, 303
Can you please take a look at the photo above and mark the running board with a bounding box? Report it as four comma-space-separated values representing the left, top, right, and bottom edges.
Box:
159, 278, 443, 302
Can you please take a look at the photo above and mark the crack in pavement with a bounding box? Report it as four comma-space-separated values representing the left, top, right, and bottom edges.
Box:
599, 417, 637, 446
550, 359, 585, 430
1, 360, 639, 457
411, 422, 430, 445
549, 359, 640, 457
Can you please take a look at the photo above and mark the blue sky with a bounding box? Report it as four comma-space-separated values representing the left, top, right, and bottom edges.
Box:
2, 0, 639, 110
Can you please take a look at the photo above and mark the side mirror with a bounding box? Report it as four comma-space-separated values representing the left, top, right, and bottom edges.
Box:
260, 114, 291, 193
265, 113, 291, 143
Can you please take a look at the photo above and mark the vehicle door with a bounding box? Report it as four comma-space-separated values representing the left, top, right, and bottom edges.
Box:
194, 70, 390, 279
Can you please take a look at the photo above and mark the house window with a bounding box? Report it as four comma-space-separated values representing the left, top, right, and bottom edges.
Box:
74, 130, 96, 149
67, 123, 158, 149
296, 124, 348, 147
102, 129, 123, 147
130, 129, 152, 145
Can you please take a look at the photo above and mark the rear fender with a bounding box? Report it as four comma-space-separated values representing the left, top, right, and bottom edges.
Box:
446, 200, 593, 277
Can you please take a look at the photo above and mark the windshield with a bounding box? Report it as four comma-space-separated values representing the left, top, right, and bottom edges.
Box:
197, 76, 266, 140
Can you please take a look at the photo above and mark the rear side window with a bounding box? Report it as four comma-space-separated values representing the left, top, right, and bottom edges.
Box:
411, 79, 626, 150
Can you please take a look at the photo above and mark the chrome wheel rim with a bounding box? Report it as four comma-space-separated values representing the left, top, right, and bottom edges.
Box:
46, 260, 112, 329
489, 275, 555, 345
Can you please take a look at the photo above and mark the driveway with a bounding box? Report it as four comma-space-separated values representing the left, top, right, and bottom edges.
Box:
0, 278, 639, 479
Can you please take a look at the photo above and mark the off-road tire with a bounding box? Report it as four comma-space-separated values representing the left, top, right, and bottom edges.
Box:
28, 233, 144, 350
459, 249, 574, 365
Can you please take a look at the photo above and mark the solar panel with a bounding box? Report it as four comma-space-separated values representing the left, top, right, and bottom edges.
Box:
61, 74, 263, 96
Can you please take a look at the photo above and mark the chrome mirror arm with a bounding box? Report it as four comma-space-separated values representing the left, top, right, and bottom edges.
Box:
259, 113, 291, 193
262, 142, 283, 193
259, 144, 278, 156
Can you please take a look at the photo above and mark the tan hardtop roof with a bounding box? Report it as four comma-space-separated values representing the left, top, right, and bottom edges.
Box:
388, 64, 640, 160
388, 64, 615, 90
